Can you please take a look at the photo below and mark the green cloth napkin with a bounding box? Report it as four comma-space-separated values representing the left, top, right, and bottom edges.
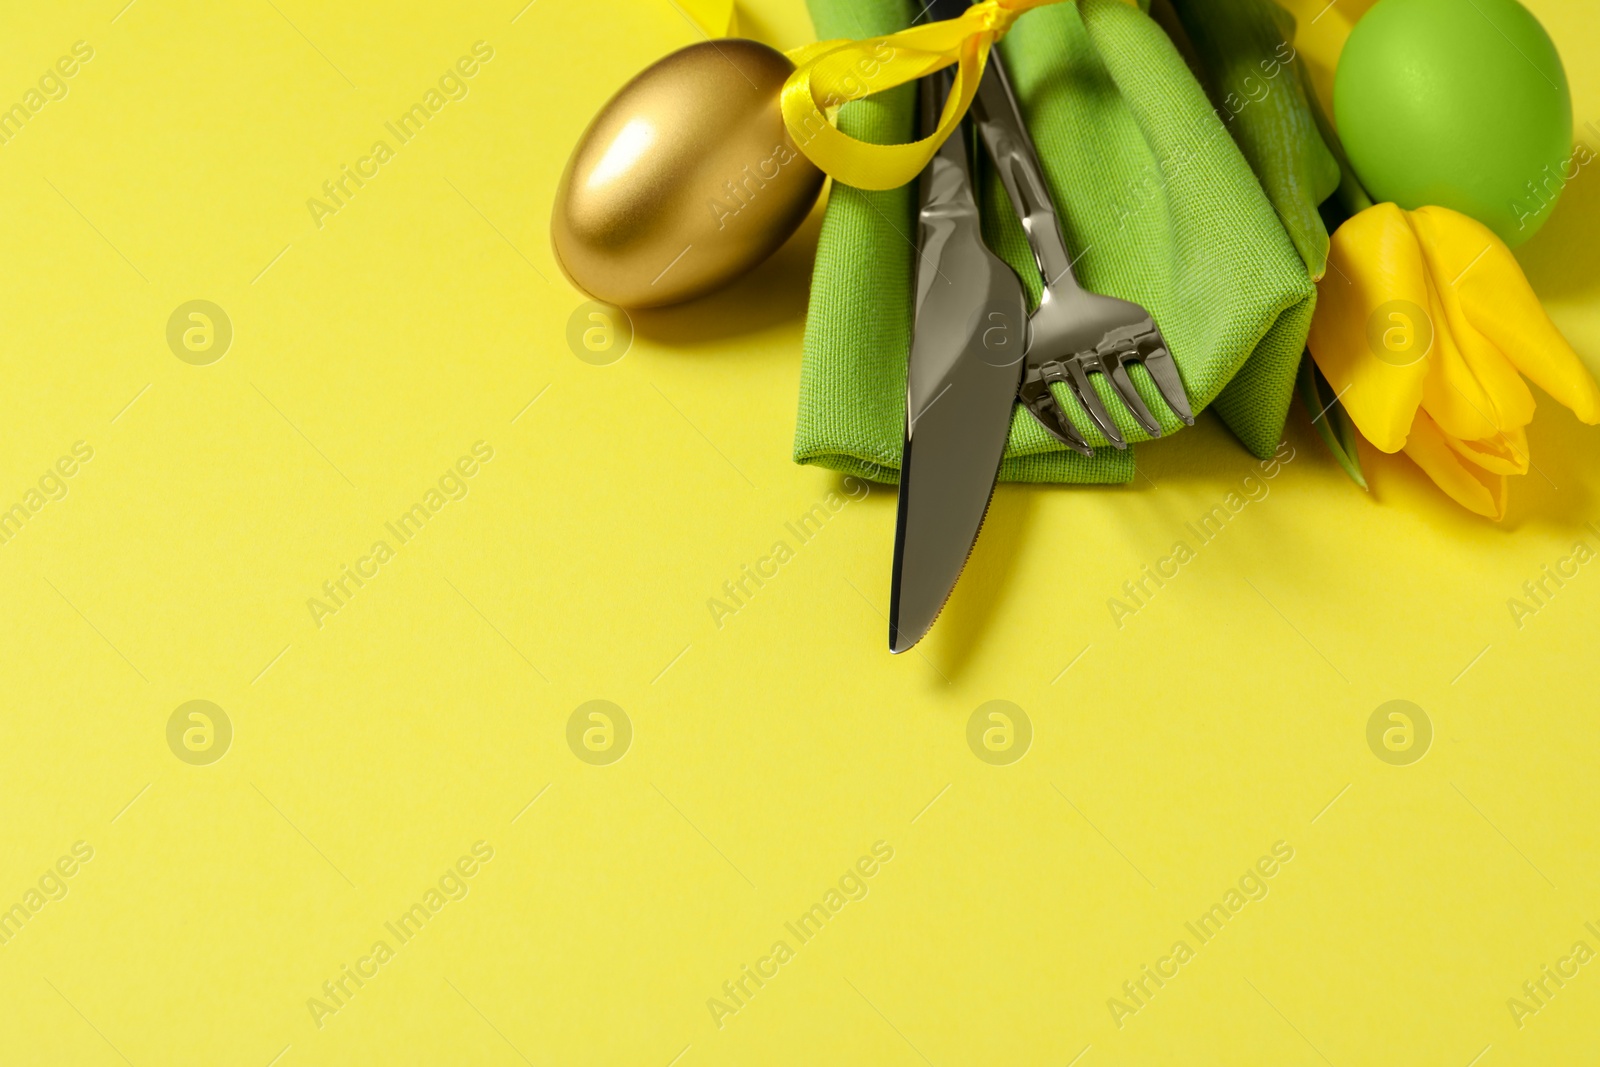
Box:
795, 0, 1317, 483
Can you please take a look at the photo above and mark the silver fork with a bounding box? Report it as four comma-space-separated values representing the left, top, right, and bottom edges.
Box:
970, 53, 1193, 454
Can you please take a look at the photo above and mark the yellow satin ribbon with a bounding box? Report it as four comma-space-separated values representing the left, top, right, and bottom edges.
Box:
781, 0, 1068, 191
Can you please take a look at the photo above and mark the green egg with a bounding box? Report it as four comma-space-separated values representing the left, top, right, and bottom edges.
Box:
1334, 0, 1572, 246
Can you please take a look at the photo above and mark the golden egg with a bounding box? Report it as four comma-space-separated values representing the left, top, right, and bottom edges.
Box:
551, 39, 824, 309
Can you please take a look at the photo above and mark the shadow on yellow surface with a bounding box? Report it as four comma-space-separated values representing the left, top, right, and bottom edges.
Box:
929, 481, 1041, 680
1518, 142, 1600, 305
631, 199, 824, 347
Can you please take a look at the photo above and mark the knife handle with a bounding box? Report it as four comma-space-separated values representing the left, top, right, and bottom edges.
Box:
916, 73, 978, 222
913, 76, 976, 300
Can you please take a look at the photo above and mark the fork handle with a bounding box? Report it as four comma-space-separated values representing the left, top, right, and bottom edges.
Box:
970, 54, 1084, 297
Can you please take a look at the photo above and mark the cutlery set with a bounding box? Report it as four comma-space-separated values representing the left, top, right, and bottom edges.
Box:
889, 0, 1194, 653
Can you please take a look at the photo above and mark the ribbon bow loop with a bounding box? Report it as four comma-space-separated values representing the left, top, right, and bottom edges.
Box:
780, 0, 1067, 191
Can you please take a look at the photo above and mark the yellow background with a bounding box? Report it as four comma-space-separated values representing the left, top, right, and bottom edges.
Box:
2, 0, 1598, 1063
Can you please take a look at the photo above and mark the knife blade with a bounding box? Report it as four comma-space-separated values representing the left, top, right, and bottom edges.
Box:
888, 78, 1028, 654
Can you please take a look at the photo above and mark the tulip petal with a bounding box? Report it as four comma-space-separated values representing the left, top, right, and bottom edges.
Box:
1402, 409, 1507, 520
1407, 210, 1534, 441
1412, 266, 1505, 442
1308, 203, 1431, 452
1443, 423, 1529, 477
1413, 205, 1600, 425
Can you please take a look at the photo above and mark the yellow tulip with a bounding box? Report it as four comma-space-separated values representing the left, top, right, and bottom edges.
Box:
1308, 202, 1600, 519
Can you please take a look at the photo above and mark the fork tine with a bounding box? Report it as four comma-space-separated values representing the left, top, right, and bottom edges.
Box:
1138, 344, 1195, 426
1061, 360, 1126, 448
1104, 354, 1162, 438
1020, 378, 1093, 456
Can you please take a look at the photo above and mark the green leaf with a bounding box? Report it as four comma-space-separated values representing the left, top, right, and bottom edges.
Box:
1168, 0, 1341, 279
1297, 352, 1368, 490
1300, 62, 1374, 224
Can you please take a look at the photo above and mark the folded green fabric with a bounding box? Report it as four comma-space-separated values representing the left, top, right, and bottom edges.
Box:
795, 0, 1317, 483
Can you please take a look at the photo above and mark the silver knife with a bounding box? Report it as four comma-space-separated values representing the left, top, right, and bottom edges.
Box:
888, 76, 1029, 654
